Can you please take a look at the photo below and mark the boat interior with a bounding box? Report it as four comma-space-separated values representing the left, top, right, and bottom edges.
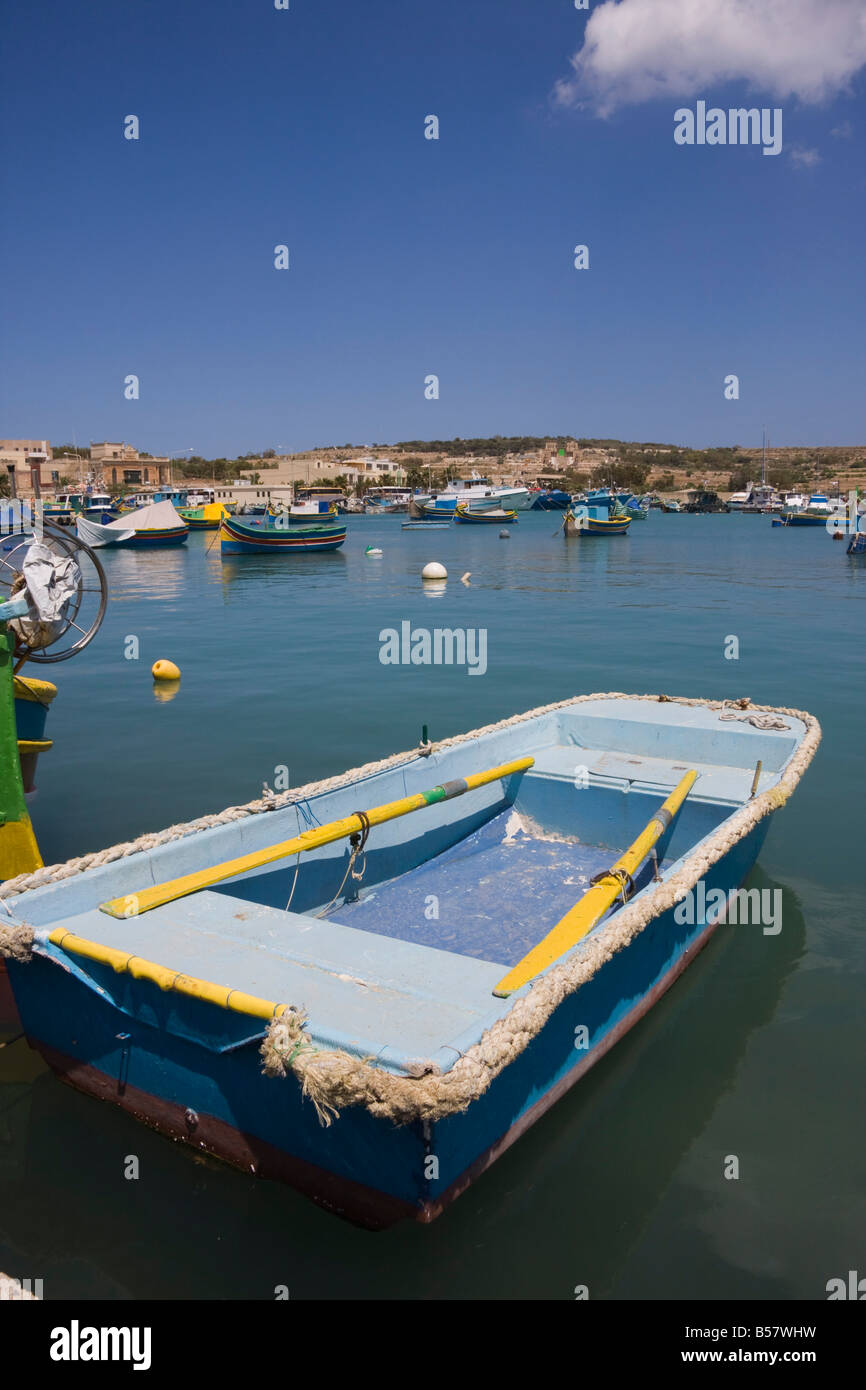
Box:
18, 700, 807, 1073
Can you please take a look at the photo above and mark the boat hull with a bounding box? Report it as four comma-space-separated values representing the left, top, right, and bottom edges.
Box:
564, 512, 632, 536
454, 506, 517, 524
3, 695, 817, 1227
7, 819, 769, 1228
782, 512, 830, 527
220, 516, 347, 554
121, 526, 189, 547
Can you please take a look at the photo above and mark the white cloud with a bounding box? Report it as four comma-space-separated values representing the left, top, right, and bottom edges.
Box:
789, 145, 821, 166
554, 0, 866, 114
830, 119, 853, 137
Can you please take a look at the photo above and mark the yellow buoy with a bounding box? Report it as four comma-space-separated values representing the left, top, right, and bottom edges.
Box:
152, 659, 180, 681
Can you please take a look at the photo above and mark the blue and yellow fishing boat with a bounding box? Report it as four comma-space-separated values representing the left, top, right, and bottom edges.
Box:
13, 674, 57, 794
563, 505, 631, 536
177, 502, 231, 530
0, 692, 818, 1227
220, 513, 347, 554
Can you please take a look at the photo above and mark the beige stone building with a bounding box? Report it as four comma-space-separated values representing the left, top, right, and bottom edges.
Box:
90, 442, 172, 488
0, 439, 57, 495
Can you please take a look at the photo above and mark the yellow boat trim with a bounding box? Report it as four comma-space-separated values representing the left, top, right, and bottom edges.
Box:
493, 770, 698, 997
13, 676, 58, 706
100, 756, 535, 918
0, 818, 43, 879
17, 739, 52, 754
47, 929, 287, 1021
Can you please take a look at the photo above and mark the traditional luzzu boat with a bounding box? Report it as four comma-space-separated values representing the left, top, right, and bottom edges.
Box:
75, 500, 189, 549
562, 504, 631, 536
0, 692, 818, 1227
454, 504, 517, 525
177, 502, 230, 530
0, 524, 107, 1026
779, 494, 833, 528
13, 674, 57, 794
220, 513, 347, 554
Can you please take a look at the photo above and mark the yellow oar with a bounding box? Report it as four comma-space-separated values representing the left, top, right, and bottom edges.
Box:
492, 769, 698, 997
100, 756, 535, 919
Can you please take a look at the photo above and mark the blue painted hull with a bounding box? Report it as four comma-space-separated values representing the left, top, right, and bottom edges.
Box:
119, 527, 189, 548
530, 492, 570, 511
5, 696, 816, 1226
5, 822, 767, 1225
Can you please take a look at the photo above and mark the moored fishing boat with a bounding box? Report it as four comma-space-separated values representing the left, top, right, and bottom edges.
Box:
780, 494, 833, 527
454, 504, 517, 524
75, 501, 189, 548
177, 502, 230, 530
562, 505, 631, 536
219, 513, 347, 554
530, 489, 571, 512
415, 476, 531, 514
0, 692, 819, 1227
13, 674, 57, 794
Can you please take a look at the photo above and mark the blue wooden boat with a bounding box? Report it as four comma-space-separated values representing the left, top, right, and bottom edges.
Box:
220, 514, 347, 554
847, 531, 866, 554
1, 694, 818, 1227
530, 490, 571, 512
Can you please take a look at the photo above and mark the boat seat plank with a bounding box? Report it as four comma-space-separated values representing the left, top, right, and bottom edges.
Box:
44, 893, 515, 1072
526, 746, 774, 802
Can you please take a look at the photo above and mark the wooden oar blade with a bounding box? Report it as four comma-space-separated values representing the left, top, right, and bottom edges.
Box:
492, 770, 697, 997
100, 756, 534, 919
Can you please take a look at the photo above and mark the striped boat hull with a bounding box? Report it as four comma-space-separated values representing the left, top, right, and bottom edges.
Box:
220, 517, 347, 554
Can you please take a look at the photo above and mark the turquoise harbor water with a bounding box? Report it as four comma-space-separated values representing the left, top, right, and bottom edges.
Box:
1, 511, 863, 1299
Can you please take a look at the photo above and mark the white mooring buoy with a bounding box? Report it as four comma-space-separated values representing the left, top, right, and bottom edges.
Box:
421, 562, 447, 581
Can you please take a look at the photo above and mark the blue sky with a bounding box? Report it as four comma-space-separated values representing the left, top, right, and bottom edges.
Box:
2, 0, 864, 455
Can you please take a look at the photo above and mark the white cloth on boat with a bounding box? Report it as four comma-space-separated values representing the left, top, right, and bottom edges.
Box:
76, 500, 184, 548
9, 541, 81, 648
107, 500, 184, 531
76, 514, 135, 548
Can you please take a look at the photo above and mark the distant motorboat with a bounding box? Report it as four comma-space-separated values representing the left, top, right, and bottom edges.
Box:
363, 487, 411, 514
414, 475, 531, 513
780, 494, 833, 527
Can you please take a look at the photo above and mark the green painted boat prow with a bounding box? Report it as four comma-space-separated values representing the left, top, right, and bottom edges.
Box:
0, 627, 43, 880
